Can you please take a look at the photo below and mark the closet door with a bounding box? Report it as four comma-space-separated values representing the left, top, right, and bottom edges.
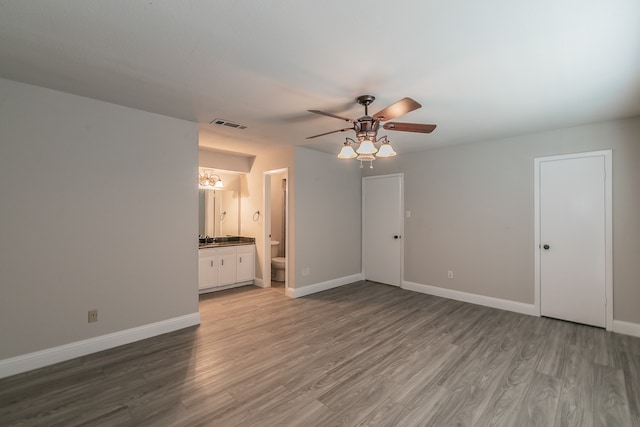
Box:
537, 152, 610, 328
362, 174, 403, 286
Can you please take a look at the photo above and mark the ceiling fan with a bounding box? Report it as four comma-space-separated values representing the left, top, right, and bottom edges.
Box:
306, 95, 437, 140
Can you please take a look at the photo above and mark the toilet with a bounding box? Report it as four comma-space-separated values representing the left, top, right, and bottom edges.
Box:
270, 241, 286, 282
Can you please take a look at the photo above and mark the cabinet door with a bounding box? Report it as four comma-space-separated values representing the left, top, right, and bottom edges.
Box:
236, 245, 255, 282
198, 251, 218, 290
218, 247, 237, 286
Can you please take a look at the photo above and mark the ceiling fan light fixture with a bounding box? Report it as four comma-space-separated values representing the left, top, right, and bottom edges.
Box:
307, 95, 436, 168
337, 139, 357, 159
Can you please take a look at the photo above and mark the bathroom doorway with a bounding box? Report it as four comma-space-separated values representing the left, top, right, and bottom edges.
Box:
263, 168, 289, 293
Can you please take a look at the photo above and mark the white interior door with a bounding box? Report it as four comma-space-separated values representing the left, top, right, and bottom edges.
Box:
538, 153, 608, 328
363, 174, 403, 286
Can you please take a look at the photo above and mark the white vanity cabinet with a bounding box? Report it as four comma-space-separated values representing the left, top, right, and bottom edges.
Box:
198, 249, 218, 290
217, 247, 237, 286
198, 244, 255, 293
236, 245, 255, 283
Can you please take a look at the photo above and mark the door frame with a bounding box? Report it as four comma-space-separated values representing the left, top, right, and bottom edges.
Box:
263, 168, 289, 291
362, 173, 404, 286
534, 150, 613, 330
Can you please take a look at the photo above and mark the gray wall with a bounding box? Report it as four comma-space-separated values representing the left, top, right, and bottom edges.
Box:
294, 147, 362, 288
0, 78, 199, 359
365, 116, 640, 324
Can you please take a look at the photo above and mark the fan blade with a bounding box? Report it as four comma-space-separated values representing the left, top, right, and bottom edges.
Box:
383, 122, 437, 134
306, 127, 354, 139
308, 110, 355, 123
373, 97, 422, 122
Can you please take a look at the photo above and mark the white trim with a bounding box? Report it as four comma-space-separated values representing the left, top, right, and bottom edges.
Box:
286, 273, 363, 298
283, 172, 290, 293
604, 152, 614, 330
534, 159, 541, 317
0, 312, 200, 379
263, 171, 272, 289
534, 150, 613, 331
253, 277, 265, 288
263, 168, 290, 291
613, 320, 640, 338
402, 281, 538, 316
199, 281, 254, 294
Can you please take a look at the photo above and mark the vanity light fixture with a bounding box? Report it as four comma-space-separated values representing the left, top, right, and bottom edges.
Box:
198, 169, 224, 189
338, 135, 396, 169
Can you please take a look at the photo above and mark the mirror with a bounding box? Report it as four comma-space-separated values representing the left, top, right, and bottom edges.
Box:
198, 189, 240, 237
198, 170, 242, 237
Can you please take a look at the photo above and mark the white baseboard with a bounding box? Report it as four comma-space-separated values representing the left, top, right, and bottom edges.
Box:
199, 281, 254, 294
402, 280, 538, 316
613, 320, 640, 338
0, 312, 201, 379
403, 281, 640, 337
253, 277, 265, 288
287, 273, 364, 298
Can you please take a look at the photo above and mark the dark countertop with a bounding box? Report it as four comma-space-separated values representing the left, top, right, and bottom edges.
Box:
198, 236, 255, 249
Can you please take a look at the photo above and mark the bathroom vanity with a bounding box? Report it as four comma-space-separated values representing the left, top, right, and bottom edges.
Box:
198, 171, 254, 293
198, 238, 255, 293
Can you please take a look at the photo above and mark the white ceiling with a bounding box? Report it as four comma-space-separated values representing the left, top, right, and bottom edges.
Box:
1, 1, 639, 156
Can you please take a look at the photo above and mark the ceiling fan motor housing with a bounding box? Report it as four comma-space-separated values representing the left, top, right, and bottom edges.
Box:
355, 116, 379, 141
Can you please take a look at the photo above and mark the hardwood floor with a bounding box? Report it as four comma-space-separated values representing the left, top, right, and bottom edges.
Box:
1, 281, 639, 426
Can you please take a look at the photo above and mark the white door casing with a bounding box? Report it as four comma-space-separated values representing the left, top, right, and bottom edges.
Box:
362, 174, 403, 287
534, 150, 613, 329
263, 168, 289, 290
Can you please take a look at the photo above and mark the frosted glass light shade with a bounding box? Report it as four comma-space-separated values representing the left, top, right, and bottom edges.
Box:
214, 179, 224, 189
376, 141, 397, 157
356, 139, 378, 154
338, 144, 357, 159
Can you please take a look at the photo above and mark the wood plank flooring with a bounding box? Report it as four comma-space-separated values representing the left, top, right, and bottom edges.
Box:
1, 281, 639, 426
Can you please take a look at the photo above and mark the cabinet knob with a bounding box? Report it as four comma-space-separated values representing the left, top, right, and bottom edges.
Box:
210, 261, 213, 267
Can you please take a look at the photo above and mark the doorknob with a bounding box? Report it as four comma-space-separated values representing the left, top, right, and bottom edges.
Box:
394, 235, 401, 239
543, 244, 550, 250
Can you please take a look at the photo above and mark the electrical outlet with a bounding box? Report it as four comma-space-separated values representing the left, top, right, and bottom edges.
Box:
447, 271, 454, 279
88, 309, 98, 323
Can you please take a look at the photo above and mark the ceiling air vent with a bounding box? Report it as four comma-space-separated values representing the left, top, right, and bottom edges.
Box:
210, 118, 247, 130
